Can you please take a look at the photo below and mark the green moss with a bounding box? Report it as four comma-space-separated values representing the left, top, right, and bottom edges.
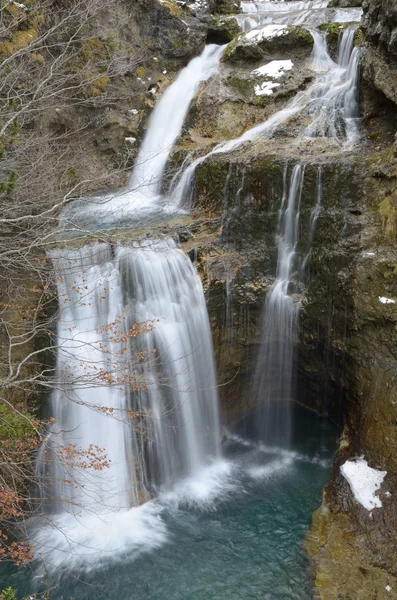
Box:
223, 35, 241, 61
171, 39, 188, 49
81, 37, 107, 61
227, 75, 255, 97
0, 28, 38, 57
379, 197, 397, 241
354, 27, 365, 47
318, 22, 349, 36
0, 404, 36, 440
285, 25, 314, 46
88, 75, 110, 96
209, 16, 241, 41
104, 35, 118, 54
319, 22, 349, 55
136, 66, 146, 78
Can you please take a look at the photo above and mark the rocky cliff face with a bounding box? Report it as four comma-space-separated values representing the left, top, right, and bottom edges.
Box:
301, 6, 397, 599
362, 0, 397, 109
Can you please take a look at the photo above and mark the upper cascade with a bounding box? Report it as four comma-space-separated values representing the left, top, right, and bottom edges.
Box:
235, 0, 362, 30
60, 44, 224, 233
171, 27, 362, 207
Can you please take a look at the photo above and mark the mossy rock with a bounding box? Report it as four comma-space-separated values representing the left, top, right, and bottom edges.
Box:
319, 22, 349, 56
160, 0, 182, 17
208, 16, 241, 43
379, 196, 397, 241
224, 25, 313, 63
88, 75, 110, 96
211, 0, 241, 15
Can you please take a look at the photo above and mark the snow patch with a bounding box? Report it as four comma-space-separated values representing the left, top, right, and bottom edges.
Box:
245, 24, 287, 42
125, 137, 137, 144
129, 109, 139, 115
187, 0, 207, 10
379, 297, 396, 305
254, 81, 280, 96
341, 457, 387, 511
252, 59, 294, 78
386, 585, 392, 592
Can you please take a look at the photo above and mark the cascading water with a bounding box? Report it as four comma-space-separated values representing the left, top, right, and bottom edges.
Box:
251, 165, 304, 447
128, 45, 224, 200
119, 240, 221, 490
33, 45, 224, 571
171, 27, 362, 208
236, 1, 362, 31
61, 44, 224, 230
305, 28, 362, 141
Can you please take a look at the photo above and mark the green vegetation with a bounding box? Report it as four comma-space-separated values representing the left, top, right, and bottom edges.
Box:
379, 197, 397, 241
0, 588, 17, 600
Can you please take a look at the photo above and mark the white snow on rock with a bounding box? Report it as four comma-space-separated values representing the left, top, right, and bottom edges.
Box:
125, 137, 137, 144
340, 457, 387, 511
187, 0, 207, 10
129, 109, 139, 115
245, 24, 287, 42
254, 81, 281, 96
379, 297, 396, 305
252, 59, 294, 78
386, 585, 392, 592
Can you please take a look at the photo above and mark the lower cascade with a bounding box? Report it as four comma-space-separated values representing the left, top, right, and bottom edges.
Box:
34, 240, 221, 568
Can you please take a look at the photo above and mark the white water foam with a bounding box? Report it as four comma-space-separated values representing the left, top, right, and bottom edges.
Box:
31, 502, 168, 575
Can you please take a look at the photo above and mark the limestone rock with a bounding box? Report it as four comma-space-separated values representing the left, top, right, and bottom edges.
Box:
224, 25, 314, 63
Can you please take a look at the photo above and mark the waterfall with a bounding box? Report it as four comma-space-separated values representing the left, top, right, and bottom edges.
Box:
251, 165, 304, 447
34, 238, 221, 570
40, 239, 220, 507
119, 240, 221, 490
128, 45, 224, 200
60, 44, 224, 230
33, 45, 224, 571
304, 28, 362, 141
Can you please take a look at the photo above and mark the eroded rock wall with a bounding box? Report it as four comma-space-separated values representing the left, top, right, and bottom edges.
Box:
362, 0, 397, 109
